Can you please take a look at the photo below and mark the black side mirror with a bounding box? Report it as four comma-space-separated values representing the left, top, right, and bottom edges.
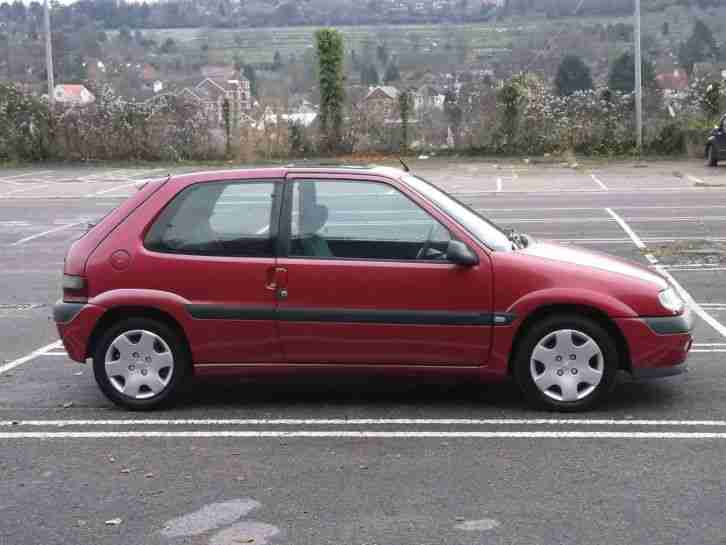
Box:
446, 240, 479, 266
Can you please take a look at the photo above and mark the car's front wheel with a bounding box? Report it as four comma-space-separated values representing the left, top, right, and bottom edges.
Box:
93, 317, 189, 410
514, 315, 619, 412
708, 145, 718, 167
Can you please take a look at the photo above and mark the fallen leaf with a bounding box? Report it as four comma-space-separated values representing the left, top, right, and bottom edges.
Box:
144, 473, 154, 479
120, 468, 130, 474
61, 402, 73, 409
104, 518, 122, 526
108, 455, 116, 463
74, 371, 83, 376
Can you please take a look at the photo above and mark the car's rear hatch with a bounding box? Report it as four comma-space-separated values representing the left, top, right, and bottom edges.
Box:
63, 177, 168, 276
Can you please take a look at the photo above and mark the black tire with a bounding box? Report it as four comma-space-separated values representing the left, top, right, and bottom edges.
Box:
93, 317, 190, 410
513, 314, 619, 412
708, 145, 718, 167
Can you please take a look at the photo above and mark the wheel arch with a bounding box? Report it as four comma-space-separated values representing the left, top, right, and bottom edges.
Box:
86, 306, 191, 367
507, 303, 631, 375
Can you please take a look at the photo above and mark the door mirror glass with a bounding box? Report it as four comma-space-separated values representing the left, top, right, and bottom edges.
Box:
446, 240, 479, 266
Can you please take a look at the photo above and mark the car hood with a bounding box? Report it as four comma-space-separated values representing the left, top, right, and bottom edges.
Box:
520, 241, 668, 289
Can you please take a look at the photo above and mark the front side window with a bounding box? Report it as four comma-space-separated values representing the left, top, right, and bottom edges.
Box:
402, 174, 513, 251
145, 181, 276, 257
288, 179, 451, 261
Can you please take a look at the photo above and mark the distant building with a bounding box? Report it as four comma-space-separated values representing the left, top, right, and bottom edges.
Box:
159, 77, 252, 127
655, 69, 689, 92
363, 86, 400, 121
412, 84, 445, 111
201, 65, 237, 80
53, 84, 95, 106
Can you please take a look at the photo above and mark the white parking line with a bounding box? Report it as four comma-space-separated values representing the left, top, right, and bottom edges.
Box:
605, 208, 645, 249
85, 181, 140, 198
7, 418, 726, 427
0, 341, 62, 376
0, 171, 53, 185
496, 177, 502, 193
0, 184, 50, 197
4, 430, 726, 439
10, 222, 84, 245
590, 173, 608, 190
606, 207, 726, 339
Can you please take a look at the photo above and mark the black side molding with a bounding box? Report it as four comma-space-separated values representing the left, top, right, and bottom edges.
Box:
187, 305, 277, 321
186, 305, 515, 327
53, 301, 85, 324
642, 309, 695, 335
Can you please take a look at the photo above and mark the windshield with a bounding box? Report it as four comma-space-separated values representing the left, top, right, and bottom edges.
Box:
402, 173, 513, 252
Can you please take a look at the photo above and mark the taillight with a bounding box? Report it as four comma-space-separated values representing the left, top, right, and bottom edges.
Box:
62, 274, 88, 303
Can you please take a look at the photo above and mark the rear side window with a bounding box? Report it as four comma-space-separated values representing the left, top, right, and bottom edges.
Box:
145, 181, 276, 257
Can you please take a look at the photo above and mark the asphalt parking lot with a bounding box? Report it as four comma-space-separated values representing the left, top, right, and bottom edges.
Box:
2, 159, 726, 545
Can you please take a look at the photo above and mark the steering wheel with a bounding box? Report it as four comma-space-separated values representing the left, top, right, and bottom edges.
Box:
416, 223, 437, 260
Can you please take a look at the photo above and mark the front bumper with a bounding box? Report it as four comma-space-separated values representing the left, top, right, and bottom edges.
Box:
53, 301, 106, 363
615, 308, 694, 380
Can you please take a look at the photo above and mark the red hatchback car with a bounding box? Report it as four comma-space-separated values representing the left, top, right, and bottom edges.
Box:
54, 166, 694, 411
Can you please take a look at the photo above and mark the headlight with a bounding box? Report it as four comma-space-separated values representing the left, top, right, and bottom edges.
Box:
658, 287, 684, 314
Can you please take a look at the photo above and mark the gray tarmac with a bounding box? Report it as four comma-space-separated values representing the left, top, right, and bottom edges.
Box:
2, 160, 726, 545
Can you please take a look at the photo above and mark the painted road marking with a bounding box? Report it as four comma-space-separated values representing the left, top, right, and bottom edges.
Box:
6, 431, 726, 439
478, 205, 726, 212
0, 341, 62, 376
687, 174, 708, 185
663, 266, 726, 272
0, 184, 50, 197
496, 177, 502, 193
8, 418, 726, 427
0, 171, 53, 185
606, 208, 726, 339
605, 208, 646, 249
486, 216, 726, 224
85, 181, 139, 197
591, 173, 608, 190
10, 222, 84, 245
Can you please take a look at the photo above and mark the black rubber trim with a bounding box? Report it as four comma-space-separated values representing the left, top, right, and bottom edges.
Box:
631, 363, 688, 380
641, 309, 694, 335
53, 301, 85, 324
187, 304, 515, 326
187, 305, 276, 321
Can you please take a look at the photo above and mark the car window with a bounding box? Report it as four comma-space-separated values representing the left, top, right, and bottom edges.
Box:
402, 174, 513, 252
145, 181, 276, 257
289, 179, 451, 261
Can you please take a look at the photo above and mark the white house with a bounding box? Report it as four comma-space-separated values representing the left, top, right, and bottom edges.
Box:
53, 84, 95, 106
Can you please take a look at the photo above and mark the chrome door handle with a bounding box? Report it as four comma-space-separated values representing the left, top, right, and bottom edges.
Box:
277, 288, 288, 300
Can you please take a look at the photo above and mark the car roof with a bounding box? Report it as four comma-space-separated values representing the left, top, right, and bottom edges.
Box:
168, 165, 407, 185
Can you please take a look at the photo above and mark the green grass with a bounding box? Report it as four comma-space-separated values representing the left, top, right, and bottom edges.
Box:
116, 7, 726, 73
133, 16, 639, 65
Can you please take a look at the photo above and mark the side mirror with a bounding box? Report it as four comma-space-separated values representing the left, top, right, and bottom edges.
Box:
446, 240, 479, 267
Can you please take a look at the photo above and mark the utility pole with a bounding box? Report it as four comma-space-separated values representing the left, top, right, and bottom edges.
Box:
634, 0, 643, 153
44, 0, 54, 106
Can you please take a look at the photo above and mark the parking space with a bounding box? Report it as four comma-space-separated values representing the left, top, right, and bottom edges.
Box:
3, 160, 726, 545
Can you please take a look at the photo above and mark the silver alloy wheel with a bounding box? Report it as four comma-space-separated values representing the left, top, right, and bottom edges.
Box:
529, 329, 604, 402
104, 330, 174, 400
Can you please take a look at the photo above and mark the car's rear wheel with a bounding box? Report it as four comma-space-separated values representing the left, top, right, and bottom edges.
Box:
93, 317, 189, 410
513, 315, 619, 412
708, 145, 718, 167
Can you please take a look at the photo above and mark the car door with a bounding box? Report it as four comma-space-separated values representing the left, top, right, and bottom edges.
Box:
275, 174, 493, 366
141, 179, 284, 364
718, 115, 726, 155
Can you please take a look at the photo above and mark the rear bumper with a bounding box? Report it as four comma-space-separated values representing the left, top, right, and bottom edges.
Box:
615, 309, 694, 380
53, 301, 106, 363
